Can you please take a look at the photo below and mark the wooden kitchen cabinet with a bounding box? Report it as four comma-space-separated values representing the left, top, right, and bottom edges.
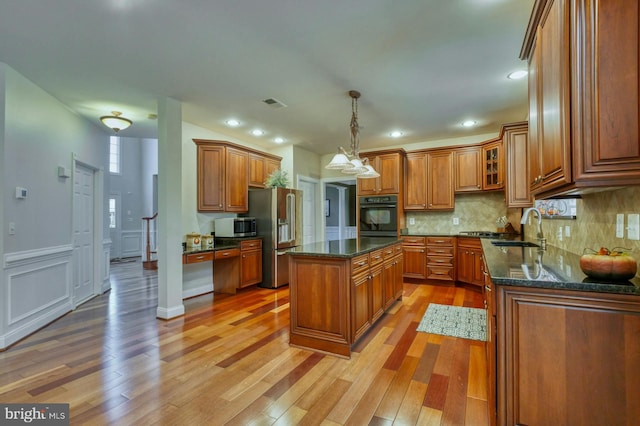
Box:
358, 150, 404, 195
522, 0, 640, 197
454, 147, 482, 192
570, 0, 640, 186
482, 140, 504, 191
496, 285, 640, 426
249, 153, 281, 188
482, 258, 497, 426
401, 236, 427, 279
225, 147, 249, 212
503, 122, 533, 208
524, 0, 572, 195
196, 144, 225, 211
194, 140, 282, 212
239, 239, 262, 288
382, 243, 403, 309
426, 236, 455, 281
456, 237, 484, 287
405, 150, 454, 210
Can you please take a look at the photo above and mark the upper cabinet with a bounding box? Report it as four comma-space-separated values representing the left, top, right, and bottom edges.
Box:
504, 122, 533, 208
194, 140, 281, 213
225, 147, 249, 212
357, 150, 405, 196
454, 147, 483, 192
521, 0, 640, 197
405, 150, 454, 210
249, 152, 281, 188
482, 140, 504, 191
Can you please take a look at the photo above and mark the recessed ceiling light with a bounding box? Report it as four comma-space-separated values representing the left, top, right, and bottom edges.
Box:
251, 129, 265, 136
389, 131, 404, 138
462, 120, 477, 127
507, 70, 528, 80
274, 137, 285, 144
225, 119, 240, 127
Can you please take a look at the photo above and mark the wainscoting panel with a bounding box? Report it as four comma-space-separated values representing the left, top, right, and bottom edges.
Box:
120, 230, 142, 258
2, 245, 73, 349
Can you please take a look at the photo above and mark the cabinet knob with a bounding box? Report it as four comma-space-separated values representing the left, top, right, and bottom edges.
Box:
429, 203, 433, 207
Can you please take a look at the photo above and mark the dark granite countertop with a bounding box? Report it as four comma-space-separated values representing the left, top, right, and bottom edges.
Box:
481, 239, 640, 296
288, 237, 400, 258
402, 231, 519, 239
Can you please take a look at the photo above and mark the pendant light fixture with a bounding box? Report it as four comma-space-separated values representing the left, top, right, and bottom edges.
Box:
100, 111, 132, 133
325, 90, 379, 179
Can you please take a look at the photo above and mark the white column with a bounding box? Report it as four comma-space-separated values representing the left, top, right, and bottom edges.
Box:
156, 97, 185, 319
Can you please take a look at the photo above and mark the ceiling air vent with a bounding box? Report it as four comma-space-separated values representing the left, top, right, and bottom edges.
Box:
262, 98, 287, 109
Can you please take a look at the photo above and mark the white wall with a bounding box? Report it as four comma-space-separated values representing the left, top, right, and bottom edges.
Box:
1, 63, 109, 349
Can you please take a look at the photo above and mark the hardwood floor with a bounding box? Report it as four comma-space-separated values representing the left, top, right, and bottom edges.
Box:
0, 259, 489, 425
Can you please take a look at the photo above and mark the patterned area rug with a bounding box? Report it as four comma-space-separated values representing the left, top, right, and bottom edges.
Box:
416, 303, 486, 341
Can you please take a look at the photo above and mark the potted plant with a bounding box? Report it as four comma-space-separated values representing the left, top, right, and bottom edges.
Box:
264, 169, 289, 188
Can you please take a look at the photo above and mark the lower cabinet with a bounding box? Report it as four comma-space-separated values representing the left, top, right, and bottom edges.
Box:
401, 236, 427, 279
456, 237, 484, 287
496, 285, 640, 426
239, 239, 262, 288
426, 237, 455, 281
289, 243, 403, 358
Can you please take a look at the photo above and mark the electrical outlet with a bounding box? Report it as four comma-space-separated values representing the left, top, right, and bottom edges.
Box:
616, 214, 624, 238
564, 225, 571, 237
628, 214, 640, 240
452, 217, 460, 225
8, 222, 15, 235
409, 217, 415, 225
557, 226, 563, 241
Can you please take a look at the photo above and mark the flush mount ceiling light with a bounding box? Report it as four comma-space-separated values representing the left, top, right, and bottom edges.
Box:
273, 137, 285, 144
507, 70, 528, 80
100, 111, 132, 133
390, 130, 404, 138
462, 120, 477, 127
225, 119, 241, 127
251, 129, 265, 136
325, 90, 379, 179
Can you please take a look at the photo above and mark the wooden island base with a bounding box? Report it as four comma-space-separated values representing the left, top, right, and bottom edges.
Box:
288, 238, 403, 358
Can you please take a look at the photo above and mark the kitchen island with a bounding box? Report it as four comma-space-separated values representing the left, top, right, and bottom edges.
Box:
288, 237, 403, 358
481, 240, 640, 426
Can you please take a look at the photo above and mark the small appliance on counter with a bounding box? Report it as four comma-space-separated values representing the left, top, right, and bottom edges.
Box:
214, 217, 257, 237
186, 233, 201, 249
202, 233, 214, 249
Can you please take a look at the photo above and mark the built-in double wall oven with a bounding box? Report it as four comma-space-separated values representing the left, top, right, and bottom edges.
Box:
359, 195, 398, 237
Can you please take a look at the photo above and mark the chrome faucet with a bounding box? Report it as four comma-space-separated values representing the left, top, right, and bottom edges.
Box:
520, 207, 546, 250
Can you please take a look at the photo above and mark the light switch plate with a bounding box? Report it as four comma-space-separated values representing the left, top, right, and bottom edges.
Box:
616, 214, 624, 238
409, 217, 415, 225
452, 217, 460, 225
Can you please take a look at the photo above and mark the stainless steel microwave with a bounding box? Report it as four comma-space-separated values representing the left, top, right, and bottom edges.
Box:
214, 217, 257, 237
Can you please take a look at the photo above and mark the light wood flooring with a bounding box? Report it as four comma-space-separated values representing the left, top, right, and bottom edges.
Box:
0, 259, 489, 425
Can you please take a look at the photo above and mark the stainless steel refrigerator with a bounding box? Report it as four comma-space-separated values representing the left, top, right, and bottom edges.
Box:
244, 187, 302, 288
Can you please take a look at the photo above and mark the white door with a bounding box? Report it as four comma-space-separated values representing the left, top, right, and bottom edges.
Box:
298, 177, 318, 244
73, 163, 95, 305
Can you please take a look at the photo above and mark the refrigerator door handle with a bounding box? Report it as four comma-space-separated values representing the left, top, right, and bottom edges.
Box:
286, 192, 296, 242
276, 251, 288, 256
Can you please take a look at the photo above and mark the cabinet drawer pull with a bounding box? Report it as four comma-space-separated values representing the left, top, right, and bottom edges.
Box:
196, 256, 204, 260
484, 285, 492, 292
358, 261, 366, 266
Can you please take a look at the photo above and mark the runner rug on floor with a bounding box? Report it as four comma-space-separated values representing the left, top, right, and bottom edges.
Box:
416, 303, 486, 341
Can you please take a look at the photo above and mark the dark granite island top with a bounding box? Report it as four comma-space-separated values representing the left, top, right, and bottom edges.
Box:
288, 237, 400, 258
481, 239, 640, 296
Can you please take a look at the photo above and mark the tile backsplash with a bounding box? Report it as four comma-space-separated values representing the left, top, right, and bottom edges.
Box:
407, 187, 640, 276
406, 192, 522, 235
526, 186, 640, 258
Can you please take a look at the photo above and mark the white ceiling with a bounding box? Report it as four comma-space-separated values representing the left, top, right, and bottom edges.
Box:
0, 0, 534, 155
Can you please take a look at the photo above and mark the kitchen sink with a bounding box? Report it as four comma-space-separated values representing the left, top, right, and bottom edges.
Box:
491, 240, 540, 248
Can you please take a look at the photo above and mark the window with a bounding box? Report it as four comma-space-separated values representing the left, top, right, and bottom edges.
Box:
109, 197, 117, 229
109, 136, 120, 174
